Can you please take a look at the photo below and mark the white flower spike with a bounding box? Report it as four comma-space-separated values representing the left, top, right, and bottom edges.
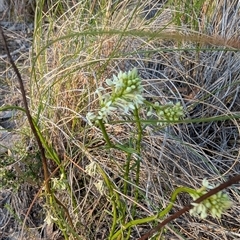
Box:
86, 68, 144, 124
189, 179, 232, 219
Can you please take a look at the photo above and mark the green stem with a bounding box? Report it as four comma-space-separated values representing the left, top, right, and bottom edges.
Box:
111, 187, 197, 240
133, 108, 143, 153
98, 165, 119, 239
132, 107, 143, 217
123, 153, 132, 196
122, 152, 132, 238
98, 119, 113, 148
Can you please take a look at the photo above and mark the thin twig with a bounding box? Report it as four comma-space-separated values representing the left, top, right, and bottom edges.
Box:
0, 24, 51, 193
0, 24, 74, 231
138, 174, 240, 240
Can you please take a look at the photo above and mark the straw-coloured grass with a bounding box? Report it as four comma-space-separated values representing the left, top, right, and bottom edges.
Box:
0, 0, 240, 239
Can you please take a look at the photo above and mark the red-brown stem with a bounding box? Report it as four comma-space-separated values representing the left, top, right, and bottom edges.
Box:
138, 174, 240, 240
0, 25, 74, 230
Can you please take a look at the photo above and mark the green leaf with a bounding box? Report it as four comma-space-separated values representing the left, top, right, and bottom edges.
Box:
114, 144, 136, 154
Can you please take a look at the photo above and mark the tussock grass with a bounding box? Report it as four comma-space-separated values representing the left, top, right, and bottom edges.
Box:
1, 0, 240, 239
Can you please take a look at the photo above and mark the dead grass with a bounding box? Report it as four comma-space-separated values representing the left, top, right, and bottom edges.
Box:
0, 0, 240, 239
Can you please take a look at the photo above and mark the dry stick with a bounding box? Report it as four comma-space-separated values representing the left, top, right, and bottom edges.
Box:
22, 163, 63, 235
0, 25, 50, 195
0, 25, 74, 230
138, 174, 240, 240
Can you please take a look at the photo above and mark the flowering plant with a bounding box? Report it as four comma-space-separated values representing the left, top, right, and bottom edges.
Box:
86, 68, 184, 125
87, 68, 144, 124
190, 179, 232, 219
147, 101, 184, 126
85, 68, 232, 239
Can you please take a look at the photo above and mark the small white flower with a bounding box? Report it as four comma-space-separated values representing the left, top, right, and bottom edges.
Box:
44, 211, 58, 225
190, 202, 208, 219
147, 106, 153, 117
86, 161, 98, 177
106, 78, 113, 86
94, 179, 106, 195
86, 112, 97, 125
95, 87, 105, 102
86, 68, 145, 124
202, 178, 213, 189
51, 175, 67, 191
124, 87, 132, 93
149, 102, 184, 126
190, 179, 232, 219
97, 101, 117, 122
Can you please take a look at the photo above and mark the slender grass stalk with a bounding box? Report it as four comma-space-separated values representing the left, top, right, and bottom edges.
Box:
132, 107, 143, 218
111, 187, 200, 239
97, 165, 120, 239
98, 119, 113, 148
123, 153, 132, 196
